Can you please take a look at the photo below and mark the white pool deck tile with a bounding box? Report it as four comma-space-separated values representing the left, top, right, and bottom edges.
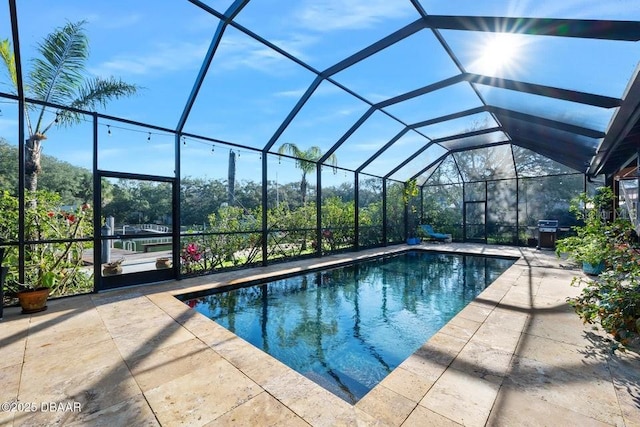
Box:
1, 243, 638, 426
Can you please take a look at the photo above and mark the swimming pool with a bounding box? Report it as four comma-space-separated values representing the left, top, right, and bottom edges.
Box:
182, 250, 515, 403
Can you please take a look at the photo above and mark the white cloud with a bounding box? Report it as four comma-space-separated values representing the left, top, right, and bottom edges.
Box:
274, 88, 307, 98
363, 91, 396, 103
268, 34, 318, 62
293, 0, 414, 32
92, 40, 209, 77
351, 140, 389, 151
212, 34, 309, 75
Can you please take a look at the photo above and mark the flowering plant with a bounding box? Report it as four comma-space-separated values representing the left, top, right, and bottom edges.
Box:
180, 242, 203, 274
1, 190, 93, 297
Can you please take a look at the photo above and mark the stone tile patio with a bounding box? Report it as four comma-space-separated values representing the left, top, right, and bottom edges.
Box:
1, 244, 638, 426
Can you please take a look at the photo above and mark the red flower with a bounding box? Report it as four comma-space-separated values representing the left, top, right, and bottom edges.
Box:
47, 211, 55, 218
67, 214, 76, 223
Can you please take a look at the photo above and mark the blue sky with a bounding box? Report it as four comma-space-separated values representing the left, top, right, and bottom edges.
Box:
0, 0, 639, 185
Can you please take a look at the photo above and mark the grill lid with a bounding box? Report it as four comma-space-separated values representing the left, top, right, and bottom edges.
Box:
537, 219, 559, 232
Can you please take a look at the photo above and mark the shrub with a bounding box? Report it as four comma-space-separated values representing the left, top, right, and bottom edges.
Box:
561, 188, 640, 346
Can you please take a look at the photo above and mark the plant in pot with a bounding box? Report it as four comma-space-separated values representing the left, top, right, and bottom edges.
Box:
102, 258, 125, 276
16, 271, 56, 314
566, 217, 639, 347
0, 190, 93, 314
556, 188, 613, 275
155, 256, 171, 269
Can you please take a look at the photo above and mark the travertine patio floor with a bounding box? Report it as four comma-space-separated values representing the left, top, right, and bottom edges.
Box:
1, 244, 638, 426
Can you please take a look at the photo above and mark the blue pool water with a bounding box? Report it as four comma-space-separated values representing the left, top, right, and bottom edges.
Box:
183, 251, 515, 403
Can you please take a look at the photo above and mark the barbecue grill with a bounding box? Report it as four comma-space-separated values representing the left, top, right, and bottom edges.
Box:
537, 219, 559, 250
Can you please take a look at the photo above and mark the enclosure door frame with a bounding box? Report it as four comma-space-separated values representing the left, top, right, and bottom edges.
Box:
463, 200, 487, 243
95, 170, 177, 291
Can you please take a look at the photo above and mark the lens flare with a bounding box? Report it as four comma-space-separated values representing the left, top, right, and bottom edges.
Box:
474, 33, 524, 76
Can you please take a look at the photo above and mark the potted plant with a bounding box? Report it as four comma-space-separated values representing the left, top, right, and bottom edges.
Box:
0, 190, 93, 314
102, 258, 124, 276
557, 235, 608, 274
565, 216, 639, 347
556, 188, 613, 275
16, 273, 56, 314
155, 256, 172, 269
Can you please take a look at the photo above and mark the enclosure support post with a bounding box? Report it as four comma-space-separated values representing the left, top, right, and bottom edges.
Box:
515, 177, 520, 245
261, 153, 268, 266
92, 114, 102, 291
511, 144, 519, 245
420, 184, 424, 225
382, 179, 388, 246
404, 182, 409, 241
172, 134, 182, 279
316, 164, 322, 257
462, 183, 467, 242
484, 181, 488, 244
354, 173, 359, 251
10, 0, 26, 284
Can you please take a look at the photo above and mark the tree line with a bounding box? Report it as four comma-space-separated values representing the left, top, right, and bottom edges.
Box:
0, 139, 391, 230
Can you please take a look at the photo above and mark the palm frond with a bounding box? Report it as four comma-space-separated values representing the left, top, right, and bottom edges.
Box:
51, 76, 138, 128
28, 20, 89, 106
0, 38, 17, 92
277, 142, 303, 159
305, 146, 322, 161
277, 142, 338, 174
323, 152, 338, 167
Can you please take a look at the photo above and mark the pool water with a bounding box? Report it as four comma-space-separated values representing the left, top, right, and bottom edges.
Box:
184, 251, 515, 403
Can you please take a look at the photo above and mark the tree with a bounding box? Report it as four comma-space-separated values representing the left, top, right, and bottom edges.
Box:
277, 143, 337, 205
0, 21, 138, 197
0, 138, 92, 204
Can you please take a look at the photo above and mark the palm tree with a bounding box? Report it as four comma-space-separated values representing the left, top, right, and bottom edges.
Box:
0, 20, 138, 195
277, 143, 337, 205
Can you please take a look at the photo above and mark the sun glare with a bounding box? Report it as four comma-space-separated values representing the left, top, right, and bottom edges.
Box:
475, 34, 522, 76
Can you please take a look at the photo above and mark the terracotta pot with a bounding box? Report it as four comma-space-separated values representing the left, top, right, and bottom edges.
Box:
17, 287, 50, 314
102, 265, 123, 276
155, 258, 172, 269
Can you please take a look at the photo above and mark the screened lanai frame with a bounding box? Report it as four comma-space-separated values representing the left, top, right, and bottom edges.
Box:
2, 0, 640, 292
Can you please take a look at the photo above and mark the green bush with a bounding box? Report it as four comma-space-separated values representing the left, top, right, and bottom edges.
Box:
560, 188, 640, 346
0, 190, 93, 298
568, 239, 640, 346
555, 188, 612, 266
